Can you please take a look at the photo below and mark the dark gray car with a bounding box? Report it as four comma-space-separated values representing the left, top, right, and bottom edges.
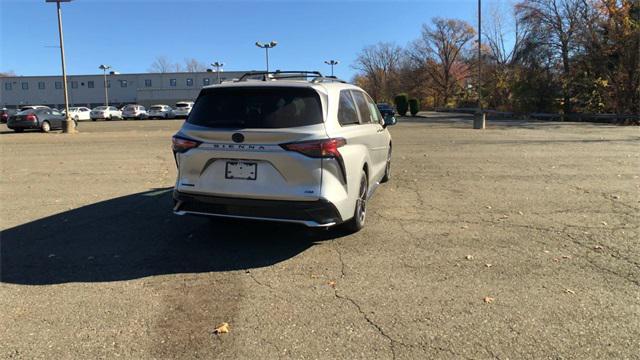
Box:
7, 108, 74, 133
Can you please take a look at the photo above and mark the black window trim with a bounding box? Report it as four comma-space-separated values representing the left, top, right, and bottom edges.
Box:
337, 89, 361, 127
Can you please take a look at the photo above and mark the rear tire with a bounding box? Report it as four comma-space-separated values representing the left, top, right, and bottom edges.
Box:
41, 121, 51, 133
343, 170, 368, 233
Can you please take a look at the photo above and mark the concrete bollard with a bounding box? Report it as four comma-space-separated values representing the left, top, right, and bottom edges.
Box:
473, 112, 486, 129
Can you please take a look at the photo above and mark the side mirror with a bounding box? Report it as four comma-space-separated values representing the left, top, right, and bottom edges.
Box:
383, 114, 397, 127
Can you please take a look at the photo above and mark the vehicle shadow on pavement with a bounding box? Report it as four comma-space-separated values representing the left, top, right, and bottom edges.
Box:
1, 188, 342, 285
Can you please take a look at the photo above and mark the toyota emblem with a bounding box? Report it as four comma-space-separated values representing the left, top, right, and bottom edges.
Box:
232, 133, 244, 143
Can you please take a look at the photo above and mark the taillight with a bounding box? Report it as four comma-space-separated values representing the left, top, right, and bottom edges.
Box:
172, 136, 201, 153
1, 114, 7, 121
280, 138, 346, 158
25, 114, 37, 122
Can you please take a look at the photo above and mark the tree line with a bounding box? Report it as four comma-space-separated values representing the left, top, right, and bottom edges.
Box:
352, 0, 639, 115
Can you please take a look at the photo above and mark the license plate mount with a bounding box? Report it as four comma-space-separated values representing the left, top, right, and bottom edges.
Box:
225, 161, 257, 180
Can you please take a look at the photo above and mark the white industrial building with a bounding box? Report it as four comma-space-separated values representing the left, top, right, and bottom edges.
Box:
0, 70, 248, 109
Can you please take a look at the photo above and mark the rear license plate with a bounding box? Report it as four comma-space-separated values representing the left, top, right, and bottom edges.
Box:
225, 161, 257, 180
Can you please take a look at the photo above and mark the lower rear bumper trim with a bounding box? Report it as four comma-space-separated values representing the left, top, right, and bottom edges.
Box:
172, 190, 342, 227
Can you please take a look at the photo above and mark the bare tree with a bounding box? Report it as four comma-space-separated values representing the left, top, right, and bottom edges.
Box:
148, 56, 173, 73
408, 18, 475, 107
352, 42, 403, 102
184, 58, 207, 72
516, 0, 585, 114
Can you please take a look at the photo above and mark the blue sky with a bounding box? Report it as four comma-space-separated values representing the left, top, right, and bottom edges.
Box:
1, 0, 495, 80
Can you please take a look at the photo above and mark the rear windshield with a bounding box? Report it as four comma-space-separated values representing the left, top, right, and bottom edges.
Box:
175, 103, 190, 108
150, 106, 163, 110
187, 87, 323, 128
94, 106, 107, 110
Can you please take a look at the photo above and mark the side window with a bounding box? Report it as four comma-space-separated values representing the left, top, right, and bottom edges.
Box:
337, 90, 359, 126
364, 93, 382, 124
351, 91, 373, 124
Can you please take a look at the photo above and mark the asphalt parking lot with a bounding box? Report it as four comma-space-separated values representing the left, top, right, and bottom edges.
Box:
1, 113, 638, 359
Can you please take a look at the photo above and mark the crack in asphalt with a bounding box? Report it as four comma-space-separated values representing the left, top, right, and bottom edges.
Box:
330, 239, 469, 359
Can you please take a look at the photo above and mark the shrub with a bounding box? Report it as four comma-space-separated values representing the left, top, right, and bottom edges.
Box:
394, 94, 409, 116
409, 98, 420, 116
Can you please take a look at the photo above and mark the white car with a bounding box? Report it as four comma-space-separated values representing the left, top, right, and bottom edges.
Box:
90, 106, 122, 120
172, 101, 194, 118
64, 107, 91, 121
172, 71, 396, 232
148, 104, 173, 119
122, 105, 148, 120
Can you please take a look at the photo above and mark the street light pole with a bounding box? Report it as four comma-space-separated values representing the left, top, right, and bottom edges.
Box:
324, 60, 339, 76
474, 0, 486, 129
211, 61, 224, 84
99, 64, 111, 106
255, 41, 278, 73
49, 0, 75, 133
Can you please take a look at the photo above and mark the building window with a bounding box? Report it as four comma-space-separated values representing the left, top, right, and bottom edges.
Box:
170, 79, 177, 87
88, 81, 94, 88
22, 82, 28, 90
38, 81, 45, 89
203, 78, 210, 86
145, 79, 152, 87
186, 78, 193, 87
55, 81, 62, 89
4, 82, 12, 90
120, 80, 127, 88
71, 81, 78, 89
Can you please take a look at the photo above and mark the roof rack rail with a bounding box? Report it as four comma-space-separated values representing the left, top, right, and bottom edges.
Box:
310, 75, 347, 84
238, 71, 323, 82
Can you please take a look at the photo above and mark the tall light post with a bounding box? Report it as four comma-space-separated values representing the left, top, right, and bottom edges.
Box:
211, 61, 224, 84
98, 64, 111, 106
47, 0, 75, 133
324, 60, 339, 76
474, 0, 486, 129
255, 41, 278, 73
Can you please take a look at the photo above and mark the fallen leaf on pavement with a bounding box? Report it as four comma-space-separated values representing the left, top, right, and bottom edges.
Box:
485, 263, 493, 268
565, 289, 575, 294
327, 280, 336, 288
594, 245, 603, 250
483, 297, 495, 304
601, 221, 608, 226
213, 322, 230, 334
465, 255, 474, 260
562, 255, 572, 259
518, 211, 524, 215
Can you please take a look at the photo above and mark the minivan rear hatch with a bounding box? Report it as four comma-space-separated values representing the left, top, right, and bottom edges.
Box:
175, 86, 327, 201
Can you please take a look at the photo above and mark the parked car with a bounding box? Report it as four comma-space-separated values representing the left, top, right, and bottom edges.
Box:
64, 107, 91, 121
90, 106, 122, 120
172, 101, 194, 118
148, 104, 173, 119
122, 104, 148, 120
1, 108, 18, 123
7, 108, 76, 133
171, 72, 396, 232
376, 103, 396, 117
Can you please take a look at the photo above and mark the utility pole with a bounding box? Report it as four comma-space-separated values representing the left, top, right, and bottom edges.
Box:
255, 41, 278, 73
474, 0, 486, 129
324, 60, 339, 76
48, 0, 76, 133
211, 61, 224, 84
99, 64, 111, 106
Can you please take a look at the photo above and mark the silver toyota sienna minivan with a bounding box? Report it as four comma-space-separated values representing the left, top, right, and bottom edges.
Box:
172, 71, 396, 232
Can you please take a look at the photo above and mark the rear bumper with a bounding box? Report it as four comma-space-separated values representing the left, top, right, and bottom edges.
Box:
7, 121, 39, 129
172, 190, 342, 227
